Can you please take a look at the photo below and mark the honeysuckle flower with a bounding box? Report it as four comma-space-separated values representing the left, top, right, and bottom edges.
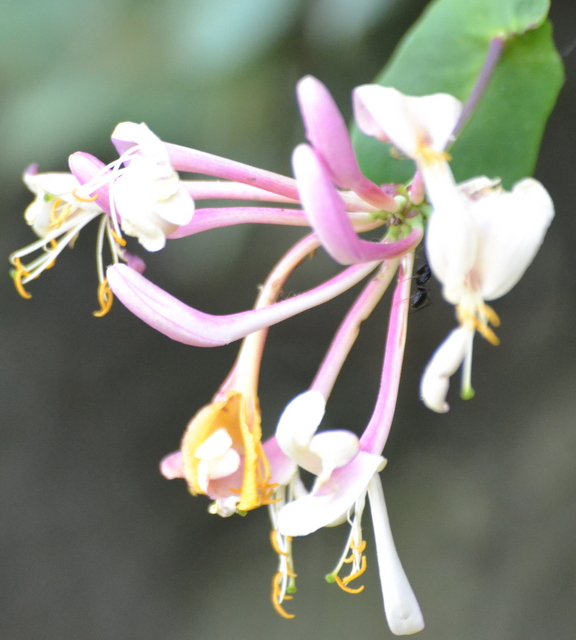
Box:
420, 177, 554, 412
292, 143, 423, 265
275, 390, 424, 635
352, 86, 555, 412
108, 122, 195, 251
11, 122, 195, 314
9, 165, 107, 305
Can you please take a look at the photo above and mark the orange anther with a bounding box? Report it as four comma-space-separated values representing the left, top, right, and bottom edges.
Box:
270, 530, 289, 557
12, 258, 32, 299
482, 303, 501, 327
342, 555, 367, 584
344, 540, 367, 562
334, 574, 364, 594
110, 228, 127, 247
72, 189, 99, 203
474, 319, 500, 346
271, 572, 295, 619
49, 199, 72, 229
93, 279, 113, 317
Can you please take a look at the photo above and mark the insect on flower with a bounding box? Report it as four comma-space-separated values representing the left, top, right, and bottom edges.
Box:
410, 261, 432, 311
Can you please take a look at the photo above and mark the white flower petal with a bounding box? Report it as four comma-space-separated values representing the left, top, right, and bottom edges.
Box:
114, 165, 194, 251
112, 124, 195, 250
202, 448, 241, 481
277, 452, 384, 536
471, 178, 554, 300
420, 327, 471, 413
194, 427, 233, 459
23, 170, 102, 238
309, 429, 359, 484
276, 390, 327, 475
112, 122, 171, 174
23, 171, 80, 198
424, 163, 479, 305
367, 475, 424, 635
353, 85, 462, 158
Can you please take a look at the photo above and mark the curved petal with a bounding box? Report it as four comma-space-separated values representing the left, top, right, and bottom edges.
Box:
472, 178, 554, 300
107, 258, 379, 347
353, 85, 462, 157
168, 207, 309, 238
297, 76, 397, 211
424, 163, 479, 305
367, 475, 425, 635
292, 144, 422, 265
309, 429, 360, 484
159, 451, 185, 479
277, 452, 385, 536
276, 390, 327, 475
263, 437, 298, 487
420, 327, 471, 413
111, 122, 169, 167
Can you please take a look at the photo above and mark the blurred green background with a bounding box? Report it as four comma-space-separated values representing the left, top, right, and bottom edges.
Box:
2, 0, 576, 639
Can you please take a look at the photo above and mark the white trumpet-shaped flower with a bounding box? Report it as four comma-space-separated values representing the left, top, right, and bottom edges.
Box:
276, 390, 424, 635
110, 122, 195, 251
421, 177, 554, 412
352, 86, 554, 412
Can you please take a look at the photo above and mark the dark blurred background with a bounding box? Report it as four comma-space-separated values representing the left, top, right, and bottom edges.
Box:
2, 0, 576, 638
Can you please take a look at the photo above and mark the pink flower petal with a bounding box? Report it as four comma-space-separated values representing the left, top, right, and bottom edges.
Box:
292, 144, 422, 264
159, 451, 185, 479
297, 76, 397, 211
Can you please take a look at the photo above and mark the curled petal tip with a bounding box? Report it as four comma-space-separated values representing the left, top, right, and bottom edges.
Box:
420, 327, 470, 413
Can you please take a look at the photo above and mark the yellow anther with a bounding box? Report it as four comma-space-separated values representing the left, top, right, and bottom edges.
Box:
72, 189, 99, 203
457, 303, 501, 346
271, 572, 295, 619
482, 303, 501, 327
344, 539, 367, 562
342, 555, 367, 585
93, 279, 113, 317
270, 530, 289, 557
110, 228, 127, 247
474, 318, 500, 346
12, 257, 32, 299
49, 199, 73, 229
334, 574, 365, 594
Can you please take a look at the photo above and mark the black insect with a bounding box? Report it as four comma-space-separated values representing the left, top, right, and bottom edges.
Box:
411, 262, 432, 311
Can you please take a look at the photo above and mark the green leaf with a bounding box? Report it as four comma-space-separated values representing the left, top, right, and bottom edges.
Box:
352, 0, 563, 188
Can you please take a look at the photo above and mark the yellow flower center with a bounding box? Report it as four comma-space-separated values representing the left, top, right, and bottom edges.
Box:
181, 391, 274, 512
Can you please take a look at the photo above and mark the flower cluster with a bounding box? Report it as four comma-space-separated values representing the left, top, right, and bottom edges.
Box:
10, 74, 553, 635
